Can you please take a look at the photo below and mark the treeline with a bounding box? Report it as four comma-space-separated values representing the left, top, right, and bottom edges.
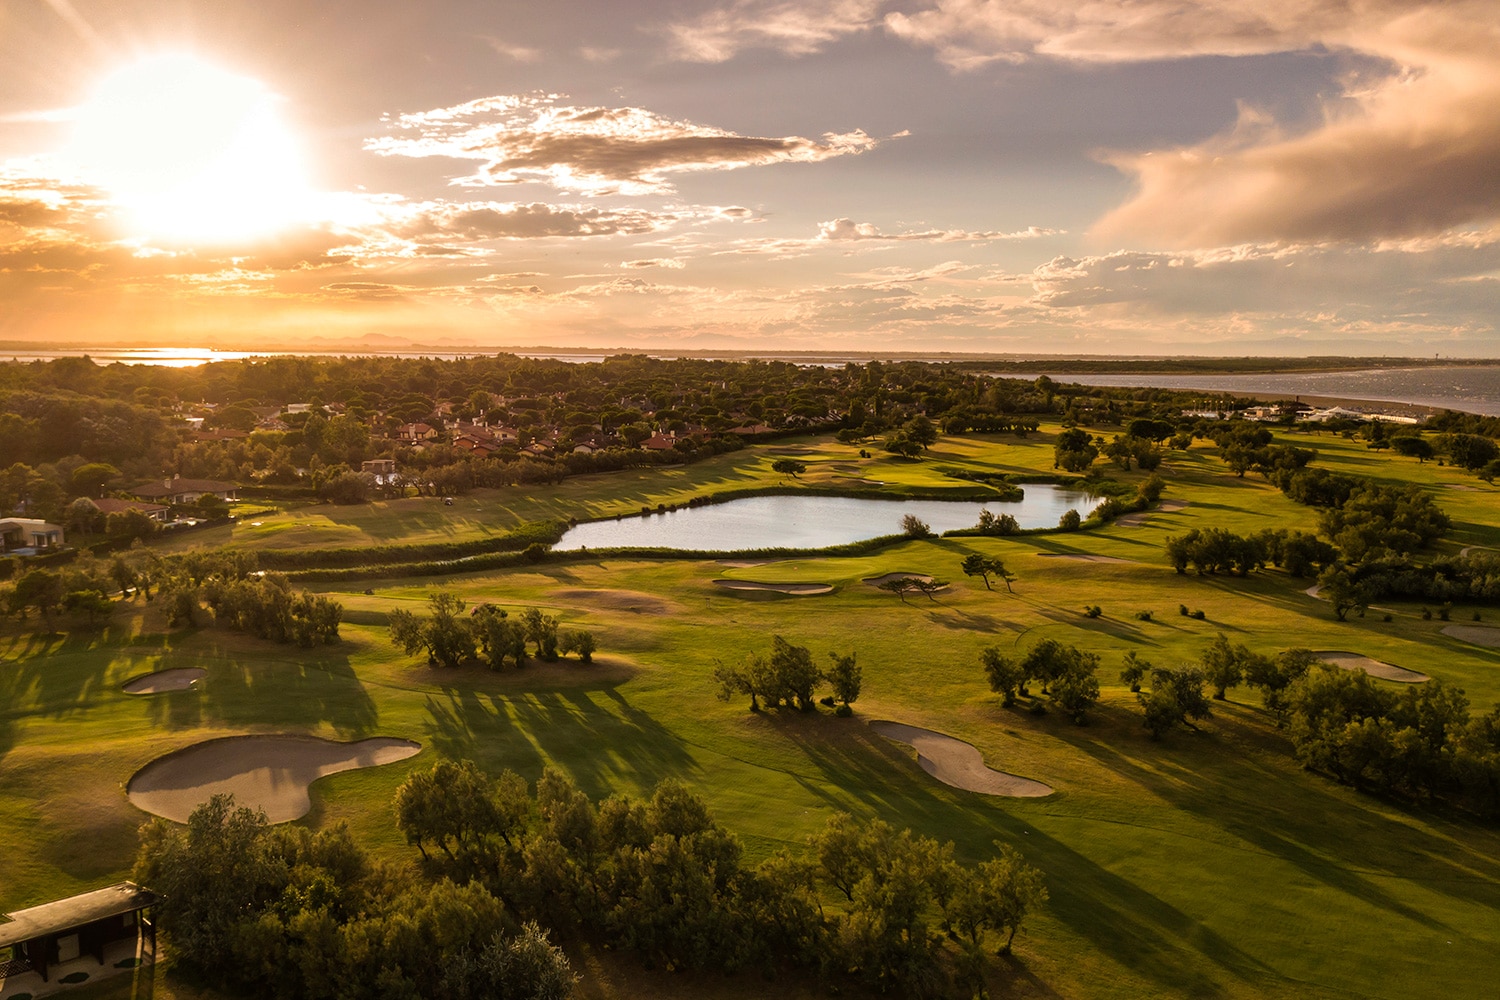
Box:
0, 546, 341, 646
394, 762, 1046, 996
388, 592, 593, 669
1165, 465, 1451, 585
1165, 528, 1337, 577
712, 635, 861, 714
134, 796, 577, 1000
134, 766, 1049, 1000
986, 635, 1500, 818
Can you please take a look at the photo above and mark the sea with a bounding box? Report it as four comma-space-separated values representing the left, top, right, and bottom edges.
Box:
1041, 367, 1500, 417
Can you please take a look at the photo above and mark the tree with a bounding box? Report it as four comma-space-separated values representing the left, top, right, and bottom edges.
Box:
965, 844, 1047, 955
1058, 508, 1082, 531
1119, 651, 1149, 693
1317, 567, 1369, 622
69, 461, 121, 497
976, 509, 1020, 535
389, 591, 477, 668
900, 513, 932, 538
982, 648, 1025, 706
771, 458, 806, 478
1139, 667, 1213, 739
769, 635, 821, 711
1200, 633, 1248, 700
903, 414, 939, 450
912, 577, 949, 601
877, 576, 920, 602
1389, 435, 1433, 463
558, 629, 596, 663
520, 606, 560, 660
472, 604, 527, 669
962, 552, 992, 589
393, 759, 506, 860
827, 651, 861, 711
714, 653, 773, 712
883, 432, 924, 458
132, 794, 283, 977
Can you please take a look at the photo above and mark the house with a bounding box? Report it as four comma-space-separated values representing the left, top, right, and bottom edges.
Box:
396, 422, 439, 443
0, 517, 65, 552
86, 497, 169, 522
0, 881, 159, 990
725, 423, 774, 437
130, 476, 239, 505
641, 434, 678, 451
361, 459, 397, 484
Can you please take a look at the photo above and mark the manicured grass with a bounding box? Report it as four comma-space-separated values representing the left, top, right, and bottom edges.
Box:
5, 427, 1500, 1000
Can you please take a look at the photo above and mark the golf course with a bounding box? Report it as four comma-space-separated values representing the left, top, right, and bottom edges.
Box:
4, 423, 1499, 1000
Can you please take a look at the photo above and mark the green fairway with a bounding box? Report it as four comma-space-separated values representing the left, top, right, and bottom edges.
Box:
6, 425, 1500, 1000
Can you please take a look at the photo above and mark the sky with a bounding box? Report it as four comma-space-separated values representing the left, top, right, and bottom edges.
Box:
0, 0, 1497, 356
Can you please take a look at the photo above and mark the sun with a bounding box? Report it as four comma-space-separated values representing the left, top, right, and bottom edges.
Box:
64, 53, 316, 244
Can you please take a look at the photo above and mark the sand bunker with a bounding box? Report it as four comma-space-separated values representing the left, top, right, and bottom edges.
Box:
869, 721, 1052, 797
1035, 553, 1134, 564
1315, 651, 1429, 684
122, 667, 206, 694
863, 572, 935, 586
1114, 498, 1188, 528
1441, 624, 1500, 649
719, 558, 775, 568
128, 735, 421, 824
550, 589, 675, 615
713, 580, 833, 595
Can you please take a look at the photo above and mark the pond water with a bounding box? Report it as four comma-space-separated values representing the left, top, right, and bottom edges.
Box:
553, 487, 1100, 552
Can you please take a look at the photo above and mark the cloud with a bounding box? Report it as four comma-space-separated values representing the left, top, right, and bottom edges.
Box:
885, 0, 1500, 245
718, 218, 1057, 257
883, 0, 1353, 70
666, 0, 883, 62
480, 36, 542, 62
396, 201, 685, 239
1027, 233, 1500, 336
817, 218, 1060, 242
621, 258, 686, 269
366, 93, 882, 195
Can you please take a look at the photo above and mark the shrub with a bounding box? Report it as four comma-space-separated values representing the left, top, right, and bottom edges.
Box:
1135, 610, 1153, 621
1083, 605, 1102, 619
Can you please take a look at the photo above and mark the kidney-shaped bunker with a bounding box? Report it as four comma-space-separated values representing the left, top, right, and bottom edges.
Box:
128, 735, 421, 824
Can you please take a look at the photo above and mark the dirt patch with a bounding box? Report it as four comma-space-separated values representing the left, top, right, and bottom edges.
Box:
1441, 624, 1500, 649
713, 580, 833, 595
128, 735, 421, 824
869, 721, 1052, 797
122, 667, 206, 694
551, 589, 676, 615
1034, 553, 1134, 564
1314, 650, 1429, 684
1114, 498, 1188, 528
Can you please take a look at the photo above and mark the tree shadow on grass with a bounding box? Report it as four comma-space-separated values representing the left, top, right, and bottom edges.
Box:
421, 681, 697, 802
144, 641, 379, 737
759, 711, 1271, 997
1044, 704, 1500, 921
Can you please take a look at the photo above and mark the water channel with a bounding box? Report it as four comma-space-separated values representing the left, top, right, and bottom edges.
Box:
553, 486, 1101, 552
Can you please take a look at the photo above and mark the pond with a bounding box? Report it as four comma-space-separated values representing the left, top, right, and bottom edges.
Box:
553, 486, 1100, 552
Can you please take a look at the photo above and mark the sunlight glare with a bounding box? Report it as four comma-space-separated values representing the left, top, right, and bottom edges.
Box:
66, 54, 315, 243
